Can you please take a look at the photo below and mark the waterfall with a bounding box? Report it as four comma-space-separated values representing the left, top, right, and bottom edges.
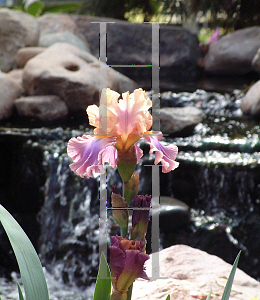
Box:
1, 89, 260, 299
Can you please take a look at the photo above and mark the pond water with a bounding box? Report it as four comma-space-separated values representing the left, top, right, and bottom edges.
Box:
157, 89, 260, 279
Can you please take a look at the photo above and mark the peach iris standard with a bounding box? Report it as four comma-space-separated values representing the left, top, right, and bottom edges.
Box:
67, 88, 179, 178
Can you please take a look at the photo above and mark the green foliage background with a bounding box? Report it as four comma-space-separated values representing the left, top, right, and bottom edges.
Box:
80, 0, 260, 31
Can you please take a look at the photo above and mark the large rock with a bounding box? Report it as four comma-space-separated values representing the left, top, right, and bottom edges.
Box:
0, 72, 23, 120
14, 95, 69, 122
152, 107, 204, 136
39, 31, 90, 52
7, 69, 24, 87
204, 26, 260, 75
0, 8, 39, 72
22, 43, 138, 112
16, 47, 46, 68
252, 47, 260, 73
37, 13, 88, 47
73, 16, 202, 90
133, 245, 260, 300
241, 80, 260, 116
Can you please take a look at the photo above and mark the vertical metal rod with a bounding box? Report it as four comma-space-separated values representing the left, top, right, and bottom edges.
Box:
151, 22, 160, 131
98, 22, 108, 261
151, 165, 160, 279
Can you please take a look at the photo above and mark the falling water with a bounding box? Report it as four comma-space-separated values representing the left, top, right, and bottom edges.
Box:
1, 88, 260, 299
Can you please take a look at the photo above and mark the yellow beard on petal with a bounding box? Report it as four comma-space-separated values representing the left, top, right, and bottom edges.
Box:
114, 134, 141, 152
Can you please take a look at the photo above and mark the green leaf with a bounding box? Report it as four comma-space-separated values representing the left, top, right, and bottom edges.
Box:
221, 251, 241, 300
206, 287, 212, 300
93, 252, 111, 300
17, 283, 25, 300
0, 204, 49, 300
43, 3, 80, 13
27, 1, 45, 16
165, 295, 170, 300
126, 283, 133, 300
12, 5, 24, 11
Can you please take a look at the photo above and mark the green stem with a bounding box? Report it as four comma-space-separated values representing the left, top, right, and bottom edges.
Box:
122, 182, 126, 199
120, 182, 128, 238
121, 180, 135, 299
126, 283, 133, 300
111, 290, 127, 300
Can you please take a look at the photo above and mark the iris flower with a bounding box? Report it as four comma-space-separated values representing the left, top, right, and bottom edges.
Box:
67, 88, 179, 178
110, 235, 149, 297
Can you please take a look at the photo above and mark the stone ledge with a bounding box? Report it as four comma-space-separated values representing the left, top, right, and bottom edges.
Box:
132, 244, 260, 300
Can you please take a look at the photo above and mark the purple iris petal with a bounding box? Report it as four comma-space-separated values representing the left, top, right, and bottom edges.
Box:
144, 133, 179, 172
99, 144, 118, 168
116, 249, 149, 292
67, 135, 115, 178
110, 235, 149, 294
110, 246, 126, 282
135, 144, 143, 163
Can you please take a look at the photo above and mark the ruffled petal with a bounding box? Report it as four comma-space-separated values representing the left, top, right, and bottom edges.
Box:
86, 88, 152, 152
110, 246, 126, 287
67, 135, 115, 178
86, 105, 99, 128
87, 89, 120, 135
118, 89, 152, 139
144, 132, 179, 173
115, 89, 152, 150
135, 144, 143, 164
110, 236, 149, 293
116, 250, 149, 292
99, 145, 118, 168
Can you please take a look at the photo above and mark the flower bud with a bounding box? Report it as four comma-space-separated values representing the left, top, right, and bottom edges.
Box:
123, 172, 139, 205
131, 195, 151, 242
110, 235, 149, 299
111, 186, 129, 235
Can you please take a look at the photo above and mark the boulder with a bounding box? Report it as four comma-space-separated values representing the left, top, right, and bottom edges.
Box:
7, 69, 24, 87
241, 80, 260, 116
14, 95, 68, 122
152, 107, 204, 135
37, 13, 88, 47
204, 26, 260, 75
132, 244, 260, 300
0, 72, 23, 120
16, 47, 46, 68
152, 197, 190, 232
252, 47, 260, 72
0, 8, 39, 72
39, 31, 90, 52
73, 16, 202, 90
22, 43, 138, 112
